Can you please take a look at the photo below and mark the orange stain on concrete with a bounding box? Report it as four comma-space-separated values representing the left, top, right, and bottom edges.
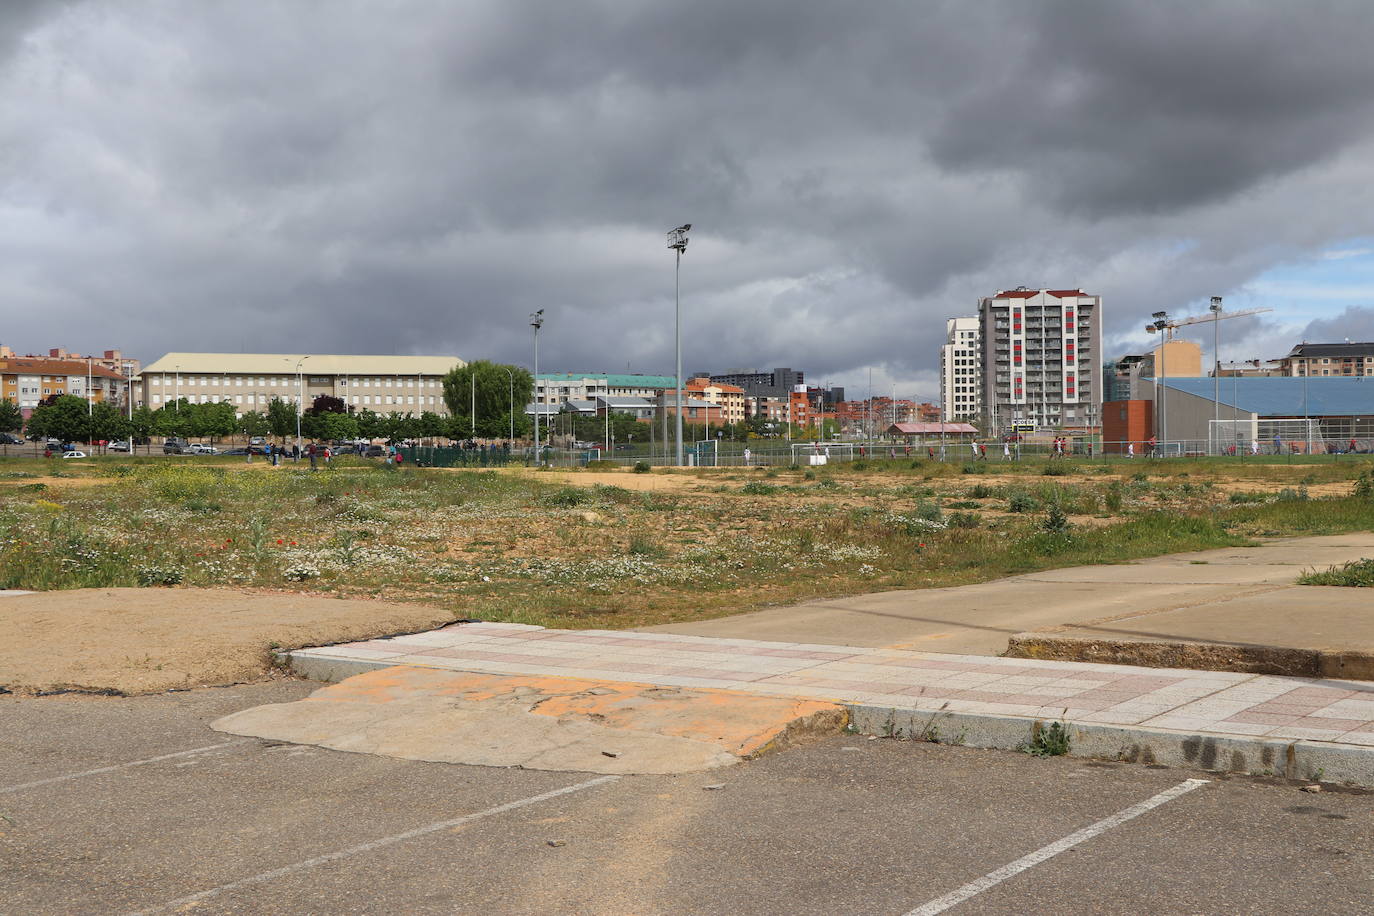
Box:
302, 665, 846, 758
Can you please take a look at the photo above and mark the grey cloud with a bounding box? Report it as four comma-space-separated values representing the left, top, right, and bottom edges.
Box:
3, 1, 1374, 399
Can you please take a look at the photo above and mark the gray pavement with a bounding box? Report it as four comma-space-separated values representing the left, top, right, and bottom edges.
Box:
645, 533, 1374, 655
4, 683, 1374, 914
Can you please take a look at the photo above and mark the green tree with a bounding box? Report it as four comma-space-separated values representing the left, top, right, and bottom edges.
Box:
354, 409, 385, 440
266, 398, 298, 440
442, 361, 533, 440
129, 405, 157, 451
153, 401, 193, 439
26, 395, 91, 443
301, 410, 358, 441
0, 398, 22, 434
87, 402, 131, 445
192, 402, 237, 442
237, 411, 271, 438
418, 411, 446, 442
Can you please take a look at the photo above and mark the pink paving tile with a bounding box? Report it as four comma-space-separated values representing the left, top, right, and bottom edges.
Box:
1250, 702, 1335, 716
1284, 686, 1356, 701
1292, 716, 1371, 732
897, 686, 958, 699
1227, 712, 1301, 727
665, 668, 767, 682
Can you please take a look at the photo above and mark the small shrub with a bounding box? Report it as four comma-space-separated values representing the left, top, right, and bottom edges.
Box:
1299, 559, 1374, 587
969, 484, 994, 499
803, 470, 816, 480
542, 486, 591, 507
1228, 491, 1268, 504
1041, 503, 1072, 534
742, 481, 778, 496
1024, 720, 1071, 757
1104, 482, 1123, 512
947, 511, 981, 529
1041, 464, 1070, 476
1130, 472, 1148, 483
1354, 470, 1374, 500
136, 565, 184, 586
627, 534, 665, 557
946, 500, 980, 509
852, 459, 868, 471
1007, 492, 1039, 513
586, 459, 617, 470
961, 463, 987, 475
1276, 487, 1309, 501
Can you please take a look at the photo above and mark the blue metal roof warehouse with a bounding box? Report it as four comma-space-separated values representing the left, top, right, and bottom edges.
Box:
1162, 377, 1374, 417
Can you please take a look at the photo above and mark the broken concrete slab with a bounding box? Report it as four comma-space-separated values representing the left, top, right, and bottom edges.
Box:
212, 666, 847, 775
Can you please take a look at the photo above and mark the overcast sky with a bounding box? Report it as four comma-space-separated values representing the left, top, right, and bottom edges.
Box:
5, 1, 1374, 399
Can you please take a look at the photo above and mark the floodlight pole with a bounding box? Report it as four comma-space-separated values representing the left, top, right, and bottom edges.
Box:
667, 224, 691, 466
1210, 296, 1222, 453
530, 311, 544, 462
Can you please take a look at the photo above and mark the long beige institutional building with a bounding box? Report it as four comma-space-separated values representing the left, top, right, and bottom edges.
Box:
137, 353, 466, 415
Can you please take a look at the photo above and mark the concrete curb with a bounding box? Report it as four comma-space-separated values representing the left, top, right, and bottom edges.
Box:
845, 704, 1374, 786
1005, 632, 1374, 681
285, 649, 1374, 785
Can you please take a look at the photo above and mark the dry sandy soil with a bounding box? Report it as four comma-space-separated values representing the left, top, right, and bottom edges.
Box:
0, 588, 457, 695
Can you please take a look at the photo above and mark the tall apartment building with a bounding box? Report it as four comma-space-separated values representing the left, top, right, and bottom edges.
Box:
940, 317, 981, 421
1280, 342, 1374, 377
706, 367, 804, 397
978, 288, 1102, 431
137, 353, 465, 415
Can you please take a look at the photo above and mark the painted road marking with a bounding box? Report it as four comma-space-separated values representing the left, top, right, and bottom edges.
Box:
126, 775, 620, 916
0, 740, 254, 795
904, 778, 1209, 915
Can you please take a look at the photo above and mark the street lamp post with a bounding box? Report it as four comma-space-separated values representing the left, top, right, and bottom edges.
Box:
667, 224, 691, 466
1149, 312, 1169, 456
290, 356, 310, 457
530, 310, 544, 463
1210, 296, 1223, 453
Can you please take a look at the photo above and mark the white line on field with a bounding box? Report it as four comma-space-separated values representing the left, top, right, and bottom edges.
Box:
126, 774, 620, 916
0, 740, 254, 794
904, 778, 1209, 916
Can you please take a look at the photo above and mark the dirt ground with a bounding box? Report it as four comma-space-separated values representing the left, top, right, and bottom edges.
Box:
0, 588, 457, 695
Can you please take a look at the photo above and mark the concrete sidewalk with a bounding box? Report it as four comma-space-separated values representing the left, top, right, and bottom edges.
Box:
286, 621, 1374, 784
643, 532, 1374, 656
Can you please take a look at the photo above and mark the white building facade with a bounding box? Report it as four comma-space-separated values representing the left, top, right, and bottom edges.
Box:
137, 353, 465, 415
940, 316, 981, 421
978, 288, 1102, 432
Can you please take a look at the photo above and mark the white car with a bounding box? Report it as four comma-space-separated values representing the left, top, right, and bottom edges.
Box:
189, 443, 219, 455
61, 450, 88, 459
108, 440, 133, 452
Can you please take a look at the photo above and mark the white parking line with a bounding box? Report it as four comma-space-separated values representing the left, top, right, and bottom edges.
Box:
0, 740, 254, 794
904, 778, 1209, 915
126, 774, 620, 916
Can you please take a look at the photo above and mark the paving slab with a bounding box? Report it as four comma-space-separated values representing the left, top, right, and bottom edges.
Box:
641, 532, 1374, 654
284, 620, 1374, 784
214, 666, 845, 774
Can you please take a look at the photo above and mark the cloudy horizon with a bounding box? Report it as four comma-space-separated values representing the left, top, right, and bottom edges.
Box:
4, 1, 1374, 401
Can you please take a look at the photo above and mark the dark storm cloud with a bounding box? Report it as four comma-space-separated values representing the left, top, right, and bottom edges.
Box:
1301, 306, 1374, 344
4, 1, 1374, 398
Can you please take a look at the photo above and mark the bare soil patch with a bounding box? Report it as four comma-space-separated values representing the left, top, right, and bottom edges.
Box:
0, 588, 457, 695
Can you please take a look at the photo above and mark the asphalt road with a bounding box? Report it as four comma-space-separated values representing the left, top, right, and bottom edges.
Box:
2, 683, 1371, 915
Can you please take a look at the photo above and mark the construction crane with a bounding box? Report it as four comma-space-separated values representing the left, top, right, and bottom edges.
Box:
1145, 298, 1275, 454
1144, 305, 1272, 340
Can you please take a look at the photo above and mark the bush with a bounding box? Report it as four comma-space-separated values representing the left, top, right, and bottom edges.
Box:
1104, 482, 1124, 512
1041, 503, 1072, 534
1300, 559, 1374, 587
1354, 470, 1374, 500
947, 511, 981, 529
1041, 464, 1070, 476
742, 481, 779, 496
542, 486, 591, 507
961, 463, 987, 475
633, 461, 651, 473
1228, 491, 1268, 504
969, 484, 994, 499
1007, 492, 1039, 513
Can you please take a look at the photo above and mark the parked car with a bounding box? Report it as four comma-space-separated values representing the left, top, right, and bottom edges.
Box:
163, 438, 191, 454
248, 437, 267, 447
61, 450, 88, 459
224, 446, 266, 456
0, 432, 23, 445
189, 443, 219, 455
364, 445, 387, 458
108, 440, 133, 452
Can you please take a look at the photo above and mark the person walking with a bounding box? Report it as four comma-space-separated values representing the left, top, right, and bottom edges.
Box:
1126, 441, 1135, 458
1003, 440, 1011, 460
742, 447, 751, 466
307, 442, 317, 470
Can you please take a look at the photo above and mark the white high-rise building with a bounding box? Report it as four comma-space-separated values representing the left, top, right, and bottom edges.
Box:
978, 287, 1102, 432
940, 317, 981, 421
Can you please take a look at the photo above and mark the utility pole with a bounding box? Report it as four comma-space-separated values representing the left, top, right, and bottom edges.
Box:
667, 224, 691, 466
